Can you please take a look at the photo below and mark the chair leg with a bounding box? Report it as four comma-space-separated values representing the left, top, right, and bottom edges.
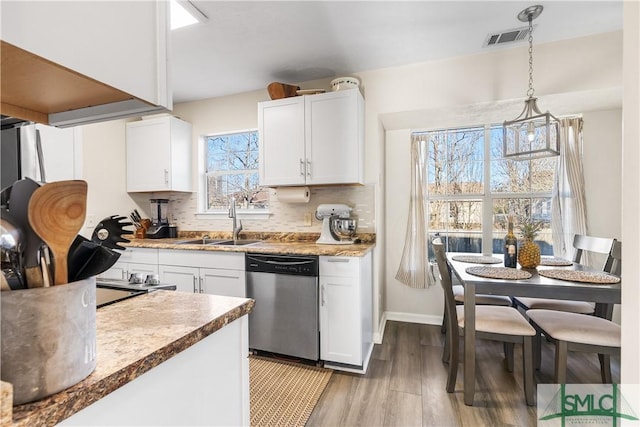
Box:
441, 308, 448, 334
523, 336, 535, 406
442, 328, 450, 364
504, 342, 515, 373
598, 354, 612, 383
533, 332, 542, 371
554, 341, 568, 384
446, 329, 459, 393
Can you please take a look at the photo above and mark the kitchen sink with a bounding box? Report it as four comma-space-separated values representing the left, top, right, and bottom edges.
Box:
212, 239, 262, 246
174, 239, 261, 246
175, 238, 229, 245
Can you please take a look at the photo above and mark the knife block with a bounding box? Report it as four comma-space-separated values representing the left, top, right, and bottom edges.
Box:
0, 277, 97, 405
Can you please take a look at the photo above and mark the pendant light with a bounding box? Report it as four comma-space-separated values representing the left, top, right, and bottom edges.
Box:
503, 5, 560, 160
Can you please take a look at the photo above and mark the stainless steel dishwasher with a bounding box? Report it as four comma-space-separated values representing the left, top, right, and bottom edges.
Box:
245, 253, 319, 361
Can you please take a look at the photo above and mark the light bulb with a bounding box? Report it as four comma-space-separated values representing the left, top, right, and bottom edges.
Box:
527, 122, 535, 142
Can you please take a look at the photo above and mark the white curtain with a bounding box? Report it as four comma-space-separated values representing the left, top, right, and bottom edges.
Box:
551, 117, 588, 259
395, 135, 433, 288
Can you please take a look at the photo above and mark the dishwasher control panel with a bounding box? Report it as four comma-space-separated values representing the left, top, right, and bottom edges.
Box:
245, 254, 318, 276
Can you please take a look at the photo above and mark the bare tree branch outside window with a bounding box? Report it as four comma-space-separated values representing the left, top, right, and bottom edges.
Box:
205, 131, 269, 211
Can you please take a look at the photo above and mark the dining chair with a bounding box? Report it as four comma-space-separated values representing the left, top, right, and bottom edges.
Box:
512, 234, 617, 314
526, 241, 622, 384
433, 239, 536, 406
436, 237, 512, 338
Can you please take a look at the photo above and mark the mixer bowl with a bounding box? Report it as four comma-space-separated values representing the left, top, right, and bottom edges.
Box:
331, 218, 357, 240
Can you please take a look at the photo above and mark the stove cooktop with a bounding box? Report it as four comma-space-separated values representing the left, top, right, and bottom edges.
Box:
96, 279, 177, 308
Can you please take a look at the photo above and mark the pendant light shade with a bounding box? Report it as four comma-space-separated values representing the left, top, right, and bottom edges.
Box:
503, 5, 560, 160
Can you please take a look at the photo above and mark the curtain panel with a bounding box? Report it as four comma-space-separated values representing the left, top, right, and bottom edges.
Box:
395, 135, 433, 288
551, 117, 588, 260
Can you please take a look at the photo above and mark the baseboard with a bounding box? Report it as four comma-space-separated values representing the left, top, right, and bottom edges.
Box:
384, 311, 443, 327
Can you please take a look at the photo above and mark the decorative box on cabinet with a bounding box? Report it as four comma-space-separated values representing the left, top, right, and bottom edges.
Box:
319, 252, 373, 372
258, 89, 364, 187
126, 116, 193, 192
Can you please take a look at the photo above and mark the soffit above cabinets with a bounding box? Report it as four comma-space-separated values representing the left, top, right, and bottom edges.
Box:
0, 41, 144, 125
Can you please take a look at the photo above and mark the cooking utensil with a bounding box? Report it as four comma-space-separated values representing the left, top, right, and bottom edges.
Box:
68, 235, 121, 281
9, 178, 45, 288
91, 215, 133, 250
133, 209, 142, 222
267, 82, 300, 100
0, 208, 24, 289
28, 180, 87, 285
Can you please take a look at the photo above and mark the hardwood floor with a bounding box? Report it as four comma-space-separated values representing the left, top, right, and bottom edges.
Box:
307, 321, 620, 427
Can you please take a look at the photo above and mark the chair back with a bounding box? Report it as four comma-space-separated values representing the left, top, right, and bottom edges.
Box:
572, 235, 617, 271
433, 239, 457, 329
605, 240, 622, 277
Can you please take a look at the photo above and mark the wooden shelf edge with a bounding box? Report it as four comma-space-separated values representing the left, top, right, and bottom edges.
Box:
0, 102, 49, 125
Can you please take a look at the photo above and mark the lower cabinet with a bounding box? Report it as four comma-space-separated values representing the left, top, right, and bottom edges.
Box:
158, 250, 246, 297
99, 248, 159, 281
319, 252, 372, 371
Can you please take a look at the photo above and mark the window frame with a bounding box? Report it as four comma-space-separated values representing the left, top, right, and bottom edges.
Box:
419, 124, 555, 255
196, 129, 271, 220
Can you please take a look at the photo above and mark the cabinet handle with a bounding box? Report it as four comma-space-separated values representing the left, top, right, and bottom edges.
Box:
164, 169, 169, 184
327, 258, 350, 263
306, 159, 311, 177
193, 276, 198, 293
199, 277, 204, 293
321, 284, 325, 306
299, 158, 305, 176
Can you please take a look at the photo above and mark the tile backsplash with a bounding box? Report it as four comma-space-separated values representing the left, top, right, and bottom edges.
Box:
131, 184, 376, 234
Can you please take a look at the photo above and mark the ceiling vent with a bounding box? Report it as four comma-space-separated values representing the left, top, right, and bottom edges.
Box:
483, 25, 535, 48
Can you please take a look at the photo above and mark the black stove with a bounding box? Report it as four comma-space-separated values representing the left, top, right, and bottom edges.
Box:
96, 278, 177, 308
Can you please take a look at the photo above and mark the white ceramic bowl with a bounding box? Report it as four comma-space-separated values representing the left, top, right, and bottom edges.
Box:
331, 76, 360, 91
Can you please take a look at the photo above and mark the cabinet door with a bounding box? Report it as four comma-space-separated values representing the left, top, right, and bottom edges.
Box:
258, 97, 306, 186
159, 265, 199, 293
126, 119, 171, 192
1, 1, 170, 109
319, 275, 361, 365
99, 262, 128, 280
200, 268, 246, 298
305, 90, 364, 185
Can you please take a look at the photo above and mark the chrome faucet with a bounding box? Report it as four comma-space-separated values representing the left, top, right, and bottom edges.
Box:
229, 197, 243, 241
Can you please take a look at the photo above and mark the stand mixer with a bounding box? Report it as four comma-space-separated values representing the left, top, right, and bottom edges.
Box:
315, 204, 357, 245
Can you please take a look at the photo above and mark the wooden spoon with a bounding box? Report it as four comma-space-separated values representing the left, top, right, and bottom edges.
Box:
28, 180, 87, 285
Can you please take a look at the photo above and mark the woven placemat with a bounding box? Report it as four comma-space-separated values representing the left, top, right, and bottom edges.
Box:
250, 356, 332, 427
452, 255, 502, 264
465, 266, 532, 280
538, 269, 621, 284
539, 257, 573, 266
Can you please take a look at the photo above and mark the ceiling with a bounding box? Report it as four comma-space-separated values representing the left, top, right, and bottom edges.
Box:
170, 1, 623, 104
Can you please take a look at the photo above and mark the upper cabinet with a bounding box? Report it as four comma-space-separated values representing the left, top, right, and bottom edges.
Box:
126, 116, 193, 193
0, 1, 171, 127
258, 90, 364, 187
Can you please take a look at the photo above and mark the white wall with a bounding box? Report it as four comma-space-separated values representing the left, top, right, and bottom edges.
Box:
621, 0, 640, 386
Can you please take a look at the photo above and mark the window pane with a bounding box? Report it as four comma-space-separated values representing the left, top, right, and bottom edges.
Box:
530, 157, 556, 192
491, 159, 530, 193
204, 130, 267, 211
427, 131, 447, 195
429, 200, 483, 253
492, 198, 553, 255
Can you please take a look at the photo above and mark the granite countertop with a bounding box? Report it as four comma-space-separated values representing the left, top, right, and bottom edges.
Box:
4, 291, 254, 427
125, 231, 376, 257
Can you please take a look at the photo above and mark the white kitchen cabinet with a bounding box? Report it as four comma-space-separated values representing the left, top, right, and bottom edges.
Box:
319, 252, 372, 371
1, 1, 171, 126
126, 116, 193, 192
258, 89, 364, 186
100, 248, 159, 281
158, 250, 246, 297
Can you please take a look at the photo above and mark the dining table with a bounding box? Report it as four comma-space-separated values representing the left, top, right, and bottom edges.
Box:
446, 252, 622, 406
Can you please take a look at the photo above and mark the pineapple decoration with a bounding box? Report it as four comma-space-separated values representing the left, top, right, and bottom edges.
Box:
517, 218, 544, 268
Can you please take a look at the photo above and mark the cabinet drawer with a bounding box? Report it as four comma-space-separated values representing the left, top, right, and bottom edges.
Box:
158, 249, 244, 270
118, 248, 158, 264
320, 256, 360, 277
